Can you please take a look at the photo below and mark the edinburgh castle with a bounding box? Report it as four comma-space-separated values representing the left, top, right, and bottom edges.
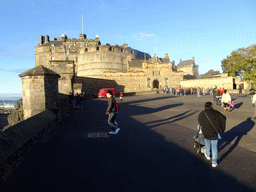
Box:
35, 33, 199, 94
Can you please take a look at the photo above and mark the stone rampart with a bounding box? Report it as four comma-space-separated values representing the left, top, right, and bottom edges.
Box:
0, 110, 57, 182
72, 76, 121, 95
180, 76, 250, 90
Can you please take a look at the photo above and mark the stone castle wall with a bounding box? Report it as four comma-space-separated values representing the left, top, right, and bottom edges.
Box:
35, 34, 150, 78
102, 62, 183, 93
77, 49, 128, 77
180, 76, 250, 89
177, 64, 199, 76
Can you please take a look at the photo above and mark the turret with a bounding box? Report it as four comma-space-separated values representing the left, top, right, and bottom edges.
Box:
61, 34, 67, 42
79, 34, 86, 40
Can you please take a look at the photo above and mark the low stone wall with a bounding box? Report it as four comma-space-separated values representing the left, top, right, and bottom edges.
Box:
0, 110, 57, 182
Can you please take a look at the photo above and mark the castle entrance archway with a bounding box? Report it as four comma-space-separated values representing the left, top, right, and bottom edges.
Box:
153, 79, 159, 89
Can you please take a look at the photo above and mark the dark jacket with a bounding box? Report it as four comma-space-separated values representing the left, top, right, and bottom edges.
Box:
198, 107, 226, 140
106, 96, 116, 113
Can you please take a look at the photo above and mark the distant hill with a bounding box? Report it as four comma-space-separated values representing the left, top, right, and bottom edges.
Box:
1, 93, 22, 101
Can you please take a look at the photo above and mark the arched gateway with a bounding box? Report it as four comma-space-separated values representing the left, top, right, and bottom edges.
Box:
153, 79, 159, 89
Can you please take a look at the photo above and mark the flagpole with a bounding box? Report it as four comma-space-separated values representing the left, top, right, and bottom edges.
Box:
82, 14, 83, 34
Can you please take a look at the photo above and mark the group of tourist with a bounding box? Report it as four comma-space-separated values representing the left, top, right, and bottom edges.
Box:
68, 92, 85, 109
165, 86, 234, 112
166, 87, 214, 96
212, 86, 233, 112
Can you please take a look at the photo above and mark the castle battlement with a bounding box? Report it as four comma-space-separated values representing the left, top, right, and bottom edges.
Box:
35, 33, 151, 77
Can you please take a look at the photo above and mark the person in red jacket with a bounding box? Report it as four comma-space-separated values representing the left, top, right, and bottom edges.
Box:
220, 88, 225, 95
119, 92, 123, 103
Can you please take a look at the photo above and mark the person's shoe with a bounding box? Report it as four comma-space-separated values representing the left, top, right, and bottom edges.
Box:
109, 131, 115, 134
114, 128, 120, 134
212, 162, 218, 168
204, 153, 211, 160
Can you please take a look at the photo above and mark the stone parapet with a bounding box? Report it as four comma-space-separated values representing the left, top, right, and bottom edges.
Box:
0, 110, 57, 182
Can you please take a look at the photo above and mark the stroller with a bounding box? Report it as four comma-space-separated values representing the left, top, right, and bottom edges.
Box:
194, 124, 206, 154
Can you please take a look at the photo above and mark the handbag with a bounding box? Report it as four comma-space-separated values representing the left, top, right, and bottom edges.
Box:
230, 101, 234, 108
204, 111, 222, 139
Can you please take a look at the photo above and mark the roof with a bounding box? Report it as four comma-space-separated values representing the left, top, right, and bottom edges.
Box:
18, 65, 60, 78
177, 59, 194, 67
158, 58, 170, 63
128, 60, 144, 68
39, 40, 63, 47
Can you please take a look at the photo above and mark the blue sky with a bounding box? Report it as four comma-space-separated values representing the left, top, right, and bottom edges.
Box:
0, 0, 255, 95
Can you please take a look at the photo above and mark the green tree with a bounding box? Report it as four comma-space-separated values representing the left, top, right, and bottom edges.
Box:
221, 44, 256, 87
200, 69, 220, 77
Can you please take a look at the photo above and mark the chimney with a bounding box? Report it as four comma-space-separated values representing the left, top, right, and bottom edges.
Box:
123, 44, 128, 48
164, 53, 169, 58
80, 34, 86, 40
40, 35, 45, 45
192, 57, 195, 63
45, 35, 49, 43
180, 59, 182, 63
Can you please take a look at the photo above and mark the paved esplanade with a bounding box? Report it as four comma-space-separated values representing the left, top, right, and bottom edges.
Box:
2, 94, 256, 191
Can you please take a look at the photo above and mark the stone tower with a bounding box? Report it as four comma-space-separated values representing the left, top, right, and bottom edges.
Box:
18, 65, 60, 120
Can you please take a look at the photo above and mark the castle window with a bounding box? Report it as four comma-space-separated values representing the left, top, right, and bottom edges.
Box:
51, 49, 54, 54
153, 71, 154, 75
67, 44, 70, 48
76, 57, 78, 62
66, 50, 69, 55
79, 44, 82, 48
51, 57, 55, 61
109, 47, 112, 51
121, 49, 123, 52
66, 57, 69, 61
165, 78, 168, 87
85, 48, 88, 52
96, 47, 99, 51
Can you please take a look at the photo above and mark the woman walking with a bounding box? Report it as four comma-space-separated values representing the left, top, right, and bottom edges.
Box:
221, 90, 231, 112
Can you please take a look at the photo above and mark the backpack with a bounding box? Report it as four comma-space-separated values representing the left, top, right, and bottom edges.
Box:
116, 103, 119, 111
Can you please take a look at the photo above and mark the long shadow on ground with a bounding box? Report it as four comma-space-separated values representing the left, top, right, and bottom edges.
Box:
218, 117, 255, 163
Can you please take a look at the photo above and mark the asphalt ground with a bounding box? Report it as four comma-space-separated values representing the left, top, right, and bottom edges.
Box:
1, 93, 256, 191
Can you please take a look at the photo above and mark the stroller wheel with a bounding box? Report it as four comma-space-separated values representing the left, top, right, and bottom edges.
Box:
196, 145, 201, 154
